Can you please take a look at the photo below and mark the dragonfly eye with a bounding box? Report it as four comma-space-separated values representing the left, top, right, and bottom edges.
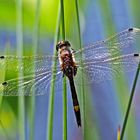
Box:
56, 40, 71, 51
0, 56, 5, 59
2, 81, 8, 86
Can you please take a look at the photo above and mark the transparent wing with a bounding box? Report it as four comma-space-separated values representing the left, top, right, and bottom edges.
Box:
0, 55, 63, 96
0, 69, 63, 96
75, 28, 140, 61
76, 54, 139, 83
74, 28, 140, 83
0, 55, 59, 75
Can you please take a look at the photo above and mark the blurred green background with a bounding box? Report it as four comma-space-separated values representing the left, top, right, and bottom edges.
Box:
0, 0, 140, 140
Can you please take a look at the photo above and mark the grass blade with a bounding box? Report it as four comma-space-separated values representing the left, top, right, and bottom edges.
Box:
29, 0, 41, 140
60, 0, 67, 140
75, 0, 86, 134
16, 0, 25, 140
60, 0, 65, 40
47, 3, 61, 140
62, 76, 67, 140
120, 62, 140, 140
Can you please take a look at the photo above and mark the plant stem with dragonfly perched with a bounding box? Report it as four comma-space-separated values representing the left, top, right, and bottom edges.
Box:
60, 0, 67, 140
75, 0, 86, 129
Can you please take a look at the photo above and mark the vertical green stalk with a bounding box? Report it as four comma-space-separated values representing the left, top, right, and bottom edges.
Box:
60, 0, 65, 39
62, 76, 67, 140
60, 0, 67, 140
47, 4, 61, 140
16, 0, 25, 140
75, 0, 82, 48
75, 0, 86, 138
29, 0, 41, 140
120, 62, 140, 140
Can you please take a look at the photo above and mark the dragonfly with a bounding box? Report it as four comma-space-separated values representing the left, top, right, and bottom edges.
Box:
0, 27, 140, 127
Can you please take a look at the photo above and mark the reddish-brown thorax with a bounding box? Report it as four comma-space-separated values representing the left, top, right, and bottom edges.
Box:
58, 46, 77, 78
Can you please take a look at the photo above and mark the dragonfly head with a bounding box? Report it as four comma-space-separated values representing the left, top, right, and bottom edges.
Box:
56, 40, 71, 51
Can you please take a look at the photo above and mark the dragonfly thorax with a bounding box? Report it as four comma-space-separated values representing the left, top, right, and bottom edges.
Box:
60, 51, 77, 78
56, 41, 77, 78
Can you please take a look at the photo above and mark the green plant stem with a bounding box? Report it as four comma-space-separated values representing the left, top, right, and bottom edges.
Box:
47, 51, 58, 140
18, 97, 25, 140
16, 0, 25, 140
29, 0, 41, 140
120, 62, 140, 140
75, 0, 86, 137
60, 0, 67, 140
47, 4, 61, 140
75, 0, 82, 48
60, 0, 65, 39
62, 77, 67, 140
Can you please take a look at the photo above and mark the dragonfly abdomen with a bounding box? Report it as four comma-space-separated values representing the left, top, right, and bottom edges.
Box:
69, 77, 81, 127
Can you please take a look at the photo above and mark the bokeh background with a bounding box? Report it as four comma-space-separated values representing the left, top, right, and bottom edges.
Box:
0, 0, 140, 140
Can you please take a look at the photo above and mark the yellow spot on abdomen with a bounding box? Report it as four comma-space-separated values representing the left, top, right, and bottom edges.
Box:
74, 105, 80, 112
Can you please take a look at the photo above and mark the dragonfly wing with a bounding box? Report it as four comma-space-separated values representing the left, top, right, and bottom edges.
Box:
76, 54, 140, 83
74, 28, 140, 83
74, 28, 140, 62
0, 55, 59, 75
0, 54, 63, 95
0, 69, 63, 96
